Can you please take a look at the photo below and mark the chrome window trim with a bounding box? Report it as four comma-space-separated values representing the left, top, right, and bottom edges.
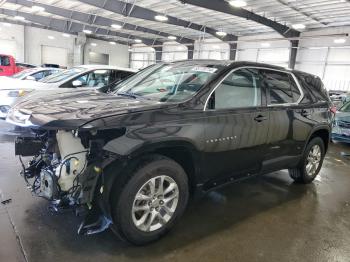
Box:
203, 66, 305, 111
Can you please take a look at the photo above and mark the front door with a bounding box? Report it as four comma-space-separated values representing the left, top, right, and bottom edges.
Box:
202, 67, 269, 187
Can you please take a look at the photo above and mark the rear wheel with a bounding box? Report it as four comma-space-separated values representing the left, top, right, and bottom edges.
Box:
110, 155, 189, 245
289, 137, 325, 183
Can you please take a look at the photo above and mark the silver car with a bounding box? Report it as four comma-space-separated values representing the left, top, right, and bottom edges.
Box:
0, 65, 136, 119
332, 101, 350, 143
9, 67, 62, 81
0, 67, 62, 118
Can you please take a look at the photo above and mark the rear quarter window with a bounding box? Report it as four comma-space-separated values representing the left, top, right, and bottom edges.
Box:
293, 72, 317, 104
289, 75, 302, 102
295, 72, 329, 104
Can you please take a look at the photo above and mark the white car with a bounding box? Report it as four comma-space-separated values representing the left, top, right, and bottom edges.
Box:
0, 65, 136, 119
8, 67, 62, 81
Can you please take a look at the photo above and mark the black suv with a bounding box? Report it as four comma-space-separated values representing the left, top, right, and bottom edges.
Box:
8, 60, 332, 245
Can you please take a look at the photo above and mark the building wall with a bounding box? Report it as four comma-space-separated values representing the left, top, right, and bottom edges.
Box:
193, 39, 230, 60
162, 42, 187, 62
24, 27, 75, 67
130, 45, 155, 69
236, 33, 291, 68
296, 27, 350, 91
0, 24, 130, 68
84, 38, 129, 68
0, 24, 25, 62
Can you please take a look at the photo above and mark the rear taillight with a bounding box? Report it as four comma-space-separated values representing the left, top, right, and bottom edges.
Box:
330, 105, 337, 115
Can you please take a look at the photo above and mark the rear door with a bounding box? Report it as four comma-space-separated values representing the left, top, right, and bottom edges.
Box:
202, 67, 269, 186
261, 69, 306, 172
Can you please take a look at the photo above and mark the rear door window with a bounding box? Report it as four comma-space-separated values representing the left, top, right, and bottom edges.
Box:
263, 70, 293, 104
262, 70, 301, 105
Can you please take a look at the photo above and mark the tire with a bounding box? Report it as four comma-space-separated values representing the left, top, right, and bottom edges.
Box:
289, 137, 325, 184
109, 154, 189, 245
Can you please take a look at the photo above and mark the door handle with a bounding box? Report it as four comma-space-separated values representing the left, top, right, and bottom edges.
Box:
254, 115, 268, 122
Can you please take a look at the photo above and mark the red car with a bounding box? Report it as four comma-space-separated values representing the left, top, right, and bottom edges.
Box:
0, 54, 35, 76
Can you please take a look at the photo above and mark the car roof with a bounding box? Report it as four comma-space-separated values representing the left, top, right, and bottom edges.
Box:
77, 64, 137, 72
161, 59, 322, 78
29, 67, 63, 71
157, 59, 319, 78
161, 59, 290, 71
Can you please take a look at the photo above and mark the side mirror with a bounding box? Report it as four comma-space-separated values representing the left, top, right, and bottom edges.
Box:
72, 80, 83, 87
25, 75, 36, 81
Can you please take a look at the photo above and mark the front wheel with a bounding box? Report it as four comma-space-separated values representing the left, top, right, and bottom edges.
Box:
110, 155, 189, 245
289, 137, 325, 184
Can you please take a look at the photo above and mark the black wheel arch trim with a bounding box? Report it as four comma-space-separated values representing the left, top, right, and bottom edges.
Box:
303, 124, 331, 154
99, 139, 202, 220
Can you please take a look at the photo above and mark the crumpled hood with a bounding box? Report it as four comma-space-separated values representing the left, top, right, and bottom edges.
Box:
7, 89, 166, 129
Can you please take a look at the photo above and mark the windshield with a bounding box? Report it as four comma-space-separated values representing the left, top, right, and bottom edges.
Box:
39, 67, 85, 83
111, 64, 163, 92
115, 63, 223, 102
11, 69, 36, 79
340, 101, 350, 112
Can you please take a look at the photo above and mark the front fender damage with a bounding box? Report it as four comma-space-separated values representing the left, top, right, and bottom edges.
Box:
15, 127, 127, 236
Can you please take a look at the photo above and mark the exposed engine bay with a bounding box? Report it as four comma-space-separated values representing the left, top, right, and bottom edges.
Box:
17, 131, 88, 200
15, 128, 124, 235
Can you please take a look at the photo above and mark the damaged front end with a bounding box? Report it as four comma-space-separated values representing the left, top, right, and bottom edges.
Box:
15, 128, 124, 235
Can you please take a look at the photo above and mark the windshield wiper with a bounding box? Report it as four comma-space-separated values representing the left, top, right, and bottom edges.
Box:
117, 92, 137, 99
116, 92, 151, 100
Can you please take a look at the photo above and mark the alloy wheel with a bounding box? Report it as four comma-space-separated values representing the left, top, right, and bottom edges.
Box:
131, 175, 179, 232
306, 144, 322, 177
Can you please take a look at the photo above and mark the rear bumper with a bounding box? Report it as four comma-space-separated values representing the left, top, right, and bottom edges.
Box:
331, 133, 350, 143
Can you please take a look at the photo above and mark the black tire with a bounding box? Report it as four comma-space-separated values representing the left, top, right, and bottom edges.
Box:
109, 154, 189, 245
289, 137, 325, 184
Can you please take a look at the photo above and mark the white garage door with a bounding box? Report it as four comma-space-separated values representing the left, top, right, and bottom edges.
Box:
88, 52, 109, 65
41, 45, 68, 67
0, 39, 17, 57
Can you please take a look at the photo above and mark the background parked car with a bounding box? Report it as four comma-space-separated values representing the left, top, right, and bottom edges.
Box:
7, 67, 62, 81
0, 67, 63, 119
41, 63, 60, 68
0, 65, 136, 119
332, 101, 350, 143
36, 65, 137, 92
0, 54, 33, 76
15, 62, 36, 70
329, 90, 350, 108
